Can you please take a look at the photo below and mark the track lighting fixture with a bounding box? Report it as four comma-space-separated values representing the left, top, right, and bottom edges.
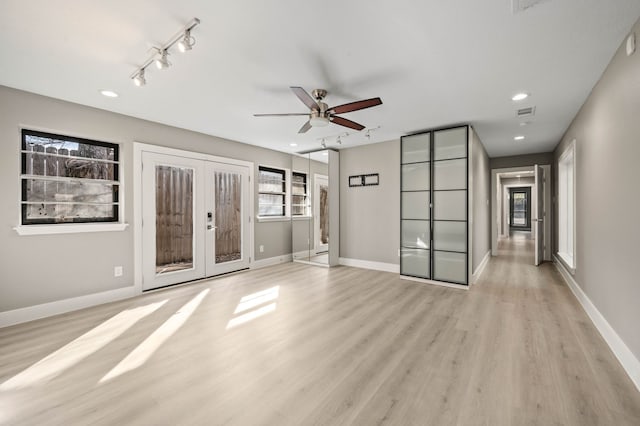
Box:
132, 69, 146, 87
130, 17, 200, 87
154, 49, 171, 70
178, 29, 195, 52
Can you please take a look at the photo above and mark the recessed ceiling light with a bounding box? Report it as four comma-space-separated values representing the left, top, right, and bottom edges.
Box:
100, 90, 118, 98
512, 93, 529, 101
514, 135, 525, 141
289, 143, 298, 147
517, 175, 521, 178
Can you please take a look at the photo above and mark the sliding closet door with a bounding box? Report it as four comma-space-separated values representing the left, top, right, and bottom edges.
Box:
432, 127, 468, 285
400, 132, 431, 278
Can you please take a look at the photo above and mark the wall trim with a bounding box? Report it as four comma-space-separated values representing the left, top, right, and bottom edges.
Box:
338, 257, 400, 273
0, 286, 136, 328
250, 254, 293, 270
554, 256, 640, 392
471, 250, 491, 284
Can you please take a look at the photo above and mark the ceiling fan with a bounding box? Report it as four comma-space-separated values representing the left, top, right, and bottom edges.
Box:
254, 87, 382, 134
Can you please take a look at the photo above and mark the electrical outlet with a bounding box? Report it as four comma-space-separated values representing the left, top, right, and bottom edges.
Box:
259, 245, 264, 253
114, 266, 123, 277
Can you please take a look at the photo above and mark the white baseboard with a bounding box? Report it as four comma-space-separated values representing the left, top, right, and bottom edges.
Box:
338, 257, 400, 274
0, 286, 136, 329
471, 250, 491, 284
250, 254, 293, 270
554, 256, 640, 392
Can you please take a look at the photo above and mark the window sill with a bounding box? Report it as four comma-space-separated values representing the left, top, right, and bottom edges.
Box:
14, 223, 129, 236
257, 216, 290, 223
557, 252, 575, 274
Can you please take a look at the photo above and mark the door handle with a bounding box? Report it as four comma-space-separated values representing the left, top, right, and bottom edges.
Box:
207, 225, 217, 230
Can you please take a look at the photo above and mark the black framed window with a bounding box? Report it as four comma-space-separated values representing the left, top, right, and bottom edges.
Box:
21, 129, 120, 225
258, 166, 286, 216
291, 172, 308, 216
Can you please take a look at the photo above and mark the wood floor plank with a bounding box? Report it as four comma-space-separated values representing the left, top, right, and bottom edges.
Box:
0, 237, 639, 425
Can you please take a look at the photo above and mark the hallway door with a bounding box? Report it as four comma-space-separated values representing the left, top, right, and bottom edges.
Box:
534, 164, 544, 266
509, 187, 531, 230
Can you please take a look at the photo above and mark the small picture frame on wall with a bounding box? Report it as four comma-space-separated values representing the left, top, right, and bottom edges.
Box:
349, 173, 379, 187
363, 174, 379, 186
349, 175, 364, 187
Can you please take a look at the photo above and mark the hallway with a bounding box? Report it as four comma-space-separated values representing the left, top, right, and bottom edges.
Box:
0, 244, 639, 424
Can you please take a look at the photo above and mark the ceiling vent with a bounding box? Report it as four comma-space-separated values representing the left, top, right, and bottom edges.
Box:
512, 0, 546, 14
517, 106, 536, 118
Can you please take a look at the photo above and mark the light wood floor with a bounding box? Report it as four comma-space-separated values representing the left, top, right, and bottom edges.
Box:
1, 239, 639, 425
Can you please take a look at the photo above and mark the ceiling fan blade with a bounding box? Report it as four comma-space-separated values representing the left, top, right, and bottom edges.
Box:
298, 120, 312, 134
329, 97, 382, 114
330, 116, 365, 131
291, 87, 319, 111
254, 113, 309, 117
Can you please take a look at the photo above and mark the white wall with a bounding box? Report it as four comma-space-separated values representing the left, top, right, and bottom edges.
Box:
553, 18, 640, 363
0, 85, 293, 313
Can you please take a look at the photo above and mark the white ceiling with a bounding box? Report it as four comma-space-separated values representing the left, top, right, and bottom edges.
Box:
1, 1, 638, 157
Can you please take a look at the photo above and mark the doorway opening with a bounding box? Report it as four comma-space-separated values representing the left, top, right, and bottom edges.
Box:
509, 187, 531, 231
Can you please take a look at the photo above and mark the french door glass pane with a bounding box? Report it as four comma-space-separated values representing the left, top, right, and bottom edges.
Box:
155, 165, 194, 274
402, 163, 430, 191
434, 190, 466, 221
433, 221, 466, 252
433, 251, 466, 284
401, 132, 430, 163
402, 191, 429, 220
215, 171, 242, 264
433, 159, 465, 190
434, 127, 467, 160
401, 248, 430, 278
402, 220, 430, 249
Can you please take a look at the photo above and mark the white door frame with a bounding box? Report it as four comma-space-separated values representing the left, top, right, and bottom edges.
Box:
491, 165, 551, 261
133, 142, 254, 294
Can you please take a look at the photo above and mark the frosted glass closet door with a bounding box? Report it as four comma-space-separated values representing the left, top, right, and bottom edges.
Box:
432, 127, 468, 285
401, 132, 431, 278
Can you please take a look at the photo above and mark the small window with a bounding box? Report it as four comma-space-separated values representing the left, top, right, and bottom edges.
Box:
558, 140, 575, 269
258, 166, 286, 216
21, 129, 120, 225
291, 172, 309, 216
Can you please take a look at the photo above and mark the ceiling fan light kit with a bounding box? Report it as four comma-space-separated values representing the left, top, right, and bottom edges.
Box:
254, 86, 382, 134
130, 18, 200, 87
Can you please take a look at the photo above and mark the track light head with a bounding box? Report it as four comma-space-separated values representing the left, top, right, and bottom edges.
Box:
132, 69, 146, 87
155, 49, 171, 70
321, 139, 327, 149
178, 29, 195, 52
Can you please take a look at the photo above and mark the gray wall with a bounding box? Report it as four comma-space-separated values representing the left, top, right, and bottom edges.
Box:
553, 18, 640, 361
491, 152, 553, 169
470, 128, 491, 273
0, 85, 292, 312
339, 139, 400, 265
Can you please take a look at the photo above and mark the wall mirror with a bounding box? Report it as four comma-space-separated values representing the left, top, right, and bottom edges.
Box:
291, 149, 339, 266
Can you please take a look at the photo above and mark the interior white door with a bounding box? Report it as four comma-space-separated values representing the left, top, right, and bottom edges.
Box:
205, 162, 250, 276
314, 174, 329, 254
142, 152, 206, 290
534, 164, 544, 266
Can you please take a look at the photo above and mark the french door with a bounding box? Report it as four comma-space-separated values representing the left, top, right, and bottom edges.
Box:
142, 151, 250, 290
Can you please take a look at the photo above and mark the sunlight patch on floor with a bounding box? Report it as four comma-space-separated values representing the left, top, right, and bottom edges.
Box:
100, 289, 209, 383
226, 303, 276, 330
233, 286, 279, 314
0, 300, 167, 391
